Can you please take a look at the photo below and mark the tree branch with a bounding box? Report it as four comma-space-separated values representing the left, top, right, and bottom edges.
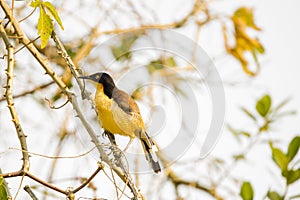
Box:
96, 0, 203, 36
0, 23, 30, 172
51, 31, 141, 199
158, 151, 224, 200
2, 164, 103, 197
0, 0, 71, 96
1, 1, 141, 198
0, 81, 55, 102
24, 185, 38, 200
73, 163, 104, 193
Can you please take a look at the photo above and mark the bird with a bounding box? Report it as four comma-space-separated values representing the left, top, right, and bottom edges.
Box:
79, 72, 161, 173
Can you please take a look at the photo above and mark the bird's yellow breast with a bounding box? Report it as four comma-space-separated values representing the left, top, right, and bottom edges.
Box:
94, 84, 144, 138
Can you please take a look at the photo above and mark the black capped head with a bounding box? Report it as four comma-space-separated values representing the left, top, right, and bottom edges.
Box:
79, 72, 116, 98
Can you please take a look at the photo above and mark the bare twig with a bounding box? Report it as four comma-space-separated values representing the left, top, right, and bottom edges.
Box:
158, 151, 224, 200
42, 119, 71, 200
51, 30, 141, 199
0, 23, 30, 172
0, 81, 55, 102
1, 170, 65, 195
73, 163, 104, 193
2, 164, 103, 197
0, 1, 141, 198
44, 97, 70, 109
9, 145, 98, 160
24, 185, 38, 200
96, 0, 203, 36
102, 169, 132, 199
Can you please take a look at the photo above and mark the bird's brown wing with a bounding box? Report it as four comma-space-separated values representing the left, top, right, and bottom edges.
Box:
112, 89, 161, 173
112, 89, 140, 115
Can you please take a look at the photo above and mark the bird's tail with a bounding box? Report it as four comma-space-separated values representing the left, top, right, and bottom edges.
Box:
140, 132, 161, 173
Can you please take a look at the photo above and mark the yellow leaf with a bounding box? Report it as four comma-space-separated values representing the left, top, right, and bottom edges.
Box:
38, 7, 54, 48
42, 1, 64, 30
30, 0, 41, 8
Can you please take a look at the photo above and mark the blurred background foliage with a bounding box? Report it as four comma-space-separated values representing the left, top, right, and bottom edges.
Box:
0, 0, 299, 199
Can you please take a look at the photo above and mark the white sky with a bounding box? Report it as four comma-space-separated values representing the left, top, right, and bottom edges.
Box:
212, 0, 300, 198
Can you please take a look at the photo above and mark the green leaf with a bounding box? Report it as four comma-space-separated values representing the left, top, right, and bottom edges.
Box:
42, 1, 64, 30
147, 60, 164, 74
164, 57, 176, 67
256, 94, 272, 117
286, 168, 300, 185
111, 34, 139, 61
0, 177, 8, 200
0, 185, 8, 200
286, 136, 300, 162
240, 181, 254, 200
38, 7, 54, 48
30, 0, 41, 7
240, 107, 257, 121
270, 145, 288, 172
233, 154, 245, 160
267, 190, 283, 200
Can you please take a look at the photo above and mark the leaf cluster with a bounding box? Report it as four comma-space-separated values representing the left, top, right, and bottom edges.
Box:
235, 95, 299, 200
30, 0, 64, 48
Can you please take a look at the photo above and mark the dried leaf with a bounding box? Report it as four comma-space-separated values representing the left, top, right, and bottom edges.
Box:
233, 7, 261, 30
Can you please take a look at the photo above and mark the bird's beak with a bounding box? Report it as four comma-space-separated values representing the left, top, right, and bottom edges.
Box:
78, 75, 91, 80
78, 73, 101, 83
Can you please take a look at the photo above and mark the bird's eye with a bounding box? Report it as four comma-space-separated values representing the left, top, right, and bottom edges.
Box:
95, 75, 99, 80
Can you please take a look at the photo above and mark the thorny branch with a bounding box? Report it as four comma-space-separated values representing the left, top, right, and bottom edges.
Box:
51, 30, 142, 198
0, 0, 234, 199
1, 1, 141, 198
0, 0, 71, 96
0, 23, 30, 171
